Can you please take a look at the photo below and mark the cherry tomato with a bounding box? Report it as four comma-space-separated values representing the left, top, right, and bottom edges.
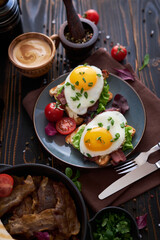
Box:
111, 44, 127, 62
0, 174, 14, 198
84, 9, 99, 25
45, 102, 64, 122
56, 117, 76, 135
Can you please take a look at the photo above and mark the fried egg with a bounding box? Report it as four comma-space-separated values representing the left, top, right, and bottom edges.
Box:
64, 65, 104, 115
80, 111, 127, 157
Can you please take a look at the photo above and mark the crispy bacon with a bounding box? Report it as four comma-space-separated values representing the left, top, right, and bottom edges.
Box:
110, 149, 126, 165
56, 89, 67, 105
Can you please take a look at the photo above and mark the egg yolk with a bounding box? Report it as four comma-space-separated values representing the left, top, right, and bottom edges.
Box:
84, 127, 113, 151
70, 66, 97, 91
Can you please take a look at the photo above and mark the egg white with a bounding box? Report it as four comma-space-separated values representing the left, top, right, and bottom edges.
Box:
80, 111, 127, 157
64, 65, 104, 115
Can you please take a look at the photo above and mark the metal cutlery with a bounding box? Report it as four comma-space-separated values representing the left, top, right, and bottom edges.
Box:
98, 160, 160, 200
115, 142, 160, 174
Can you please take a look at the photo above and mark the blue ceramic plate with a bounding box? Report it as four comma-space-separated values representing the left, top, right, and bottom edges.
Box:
33, 73, 146, 168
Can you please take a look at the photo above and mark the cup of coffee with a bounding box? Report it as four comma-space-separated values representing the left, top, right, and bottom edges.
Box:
8, 32, 60, 78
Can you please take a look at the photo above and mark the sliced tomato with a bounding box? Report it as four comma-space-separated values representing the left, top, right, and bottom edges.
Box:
0, 174, 14, 198
56, 117, 76, 135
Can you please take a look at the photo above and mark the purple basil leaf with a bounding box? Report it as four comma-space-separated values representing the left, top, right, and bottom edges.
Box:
45, 122, 57, 136
35, 232, 50, 240
136, 213, 147, 229
112, 94, 129, 114
114, 68, 135, 81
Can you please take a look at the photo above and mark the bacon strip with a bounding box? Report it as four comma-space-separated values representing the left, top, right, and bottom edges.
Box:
110, 149, 126, 165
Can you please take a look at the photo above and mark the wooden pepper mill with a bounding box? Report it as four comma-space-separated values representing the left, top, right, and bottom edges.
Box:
63, 0, 85, 40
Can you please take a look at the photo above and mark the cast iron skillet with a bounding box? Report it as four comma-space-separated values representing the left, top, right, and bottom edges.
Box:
0, 163, 88, 240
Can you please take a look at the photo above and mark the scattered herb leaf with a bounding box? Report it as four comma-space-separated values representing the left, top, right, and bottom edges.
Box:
139, 54, 150, 71
65, 167, 81, 191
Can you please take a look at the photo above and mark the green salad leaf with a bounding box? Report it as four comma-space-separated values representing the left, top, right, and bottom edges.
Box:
72, 126, 85, 150
97, 79, 110, 114
56, 84, 64, 96
122, 126, 133, 152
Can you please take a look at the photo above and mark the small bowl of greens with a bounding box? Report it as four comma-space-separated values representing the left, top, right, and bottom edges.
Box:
89, 206, 140, 240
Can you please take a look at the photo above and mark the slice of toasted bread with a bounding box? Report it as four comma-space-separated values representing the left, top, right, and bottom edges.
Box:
0, 220, 15, 240
65, 124, 136, 166
49, 80, 113, 125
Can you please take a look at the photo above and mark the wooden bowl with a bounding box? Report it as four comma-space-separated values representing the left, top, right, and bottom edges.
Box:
58, 18, 98, 62
8, 32, 60, 78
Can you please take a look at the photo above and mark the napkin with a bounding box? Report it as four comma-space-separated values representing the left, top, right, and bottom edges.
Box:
23, 48, 160, 212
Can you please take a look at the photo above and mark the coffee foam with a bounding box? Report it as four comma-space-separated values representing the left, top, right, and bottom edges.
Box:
13, 38, 52, 67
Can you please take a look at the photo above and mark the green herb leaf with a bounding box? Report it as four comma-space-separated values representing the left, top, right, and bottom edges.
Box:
88, 82, 93, 87
80, 88, 84, 94
84, 92, 88, 99
77, 103, 81, 108
97, 73, 102, 77
90, 100, 95, 104
139, 53, 150, 71
65, 167, 73, 179
71, 84, 75, 90
65, 168, 82, 191
75, 81, 79, 86
98, 122, 103, 127
87, 153, 92, 158
82, 77, 86, 83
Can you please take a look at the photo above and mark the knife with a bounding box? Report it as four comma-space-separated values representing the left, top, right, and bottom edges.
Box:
98, 160, 160, 200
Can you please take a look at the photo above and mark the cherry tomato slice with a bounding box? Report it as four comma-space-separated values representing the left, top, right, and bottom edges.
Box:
56, 117, 76, 135
111, 44, 127, 62
45, 102, 64, 122
0, 174, 14, 198
85, 9, 99, 25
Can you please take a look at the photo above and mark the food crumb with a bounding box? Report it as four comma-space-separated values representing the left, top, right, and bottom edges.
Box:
150, 30, 154, 37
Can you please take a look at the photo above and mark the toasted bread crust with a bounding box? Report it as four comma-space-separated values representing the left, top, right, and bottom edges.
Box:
49, 81, 65, 97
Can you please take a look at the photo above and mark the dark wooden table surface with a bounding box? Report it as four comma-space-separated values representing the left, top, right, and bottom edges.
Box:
0, 0, 160, 239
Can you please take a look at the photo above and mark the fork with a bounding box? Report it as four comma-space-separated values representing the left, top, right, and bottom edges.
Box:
115, 142, 160, 174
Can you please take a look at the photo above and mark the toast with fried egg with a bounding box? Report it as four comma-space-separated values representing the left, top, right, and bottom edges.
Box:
49, 65, 113, 125
65, 111, 136, 166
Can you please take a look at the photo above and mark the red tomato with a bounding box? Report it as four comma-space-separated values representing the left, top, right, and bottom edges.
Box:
111, 44, 127, 62
56, 117, 76, 135
0, 174, 14, 197
45, 102, 64, 122
85, 9, 99, 25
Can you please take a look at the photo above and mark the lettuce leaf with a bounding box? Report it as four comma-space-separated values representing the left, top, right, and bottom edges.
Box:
122, 126, 133, 151
72, 126, 85, 150
56, 84, 64, 96
97, 79, 110, 114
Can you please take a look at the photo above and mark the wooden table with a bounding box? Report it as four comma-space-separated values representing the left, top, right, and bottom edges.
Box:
0, 0, 160, 239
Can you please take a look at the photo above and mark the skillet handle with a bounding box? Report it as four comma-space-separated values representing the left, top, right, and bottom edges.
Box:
0, 164, 12, 171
